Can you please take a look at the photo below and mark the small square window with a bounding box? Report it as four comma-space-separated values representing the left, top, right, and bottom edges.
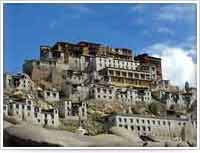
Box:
16, 104, 19, 109
53, 92, 57, 97
163, 121, 166, 125
47, 92, 50, 96
131, 126, 134, 130
124, 118, 127, 122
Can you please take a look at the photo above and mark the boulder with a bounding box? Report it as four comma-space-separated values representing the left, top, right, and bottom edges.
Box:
109, 126, 143, 143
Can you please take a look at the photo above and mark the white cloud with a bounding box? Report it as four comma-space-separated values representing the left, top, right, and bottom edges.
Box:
157, 27, 174, 35
142, 43, 196, 87
156, 4, 196, 22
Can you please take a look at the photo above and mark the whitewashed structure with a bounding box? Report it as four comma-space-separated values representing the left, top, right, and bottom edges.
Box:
108, 114, 197, 141
89, 84, 151, 104
4, 73, 34, 91
4, 99, 59, 127
92, 56, 139, 71
59, 100, 87, 120
43, 88, 60, 102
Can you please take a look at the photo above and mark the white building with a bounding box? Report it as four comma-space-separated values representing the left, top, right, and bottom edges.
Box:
4, 73, 35, 91
116, 87, 152, 104
89, 84, 116, 102
4, 99, 59, 127
89, 84, 151, 104
92, 56, 139, 71
59, 100, 87, 121
108, 114, 196, 141
43, 88, 60, 102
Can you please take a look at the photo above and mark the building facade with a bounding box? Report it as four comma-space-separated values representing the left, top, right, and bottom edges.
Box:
4, 99, 59, 127
109, 114, 197, 141
59, 100, 87, 121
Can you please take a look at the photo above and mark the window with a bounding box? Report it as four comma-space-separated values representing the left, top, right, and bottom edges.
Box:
38, 119, 40, 123
157, 121, 160, 125
148, 127, 151, 131
118, 117, 122, 122
53, 92, 57, 97
119, 124, 122, 127
130, 119, 133, 123
128, 73, 133, 78
147, 120, 150, 124
135, 73, 139, 78
3, 106, 7, 110
97, 95, 100, 98
103, 95, 106, 99
137, 126, 140, 131
45, 114, 47, 118
82, 108, 85, 116
47, 91, 50, 96
122, 72, 126, 77
97, 88, 100, 93
142, 126, 146, 131
131, 125, 134, 131
16, 104, 19, 109
34, 113, 38, 118
52, 121, 54, 124
22, 105, 25, 109
163, 121, 166, 126
168, 121, 171, 126
109, 96, 112, 99
109, 90, 112, 94
27, 106, 31, 110
152, 120, 155, 124
124, 118, 127, 122
142, 119, 145, 123
124, 125, 128, 129
136, 119, 139, 123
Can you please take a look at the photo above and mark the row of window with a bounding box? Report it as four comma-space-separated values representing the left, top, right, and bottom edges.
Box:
118, 124, 151, 132
98, 58, 135, 66
97, 95, 113, 100
14, 104, 31, 110
46, 91, 58, 97
107, 70, 151, 80
118, 117, 172, 126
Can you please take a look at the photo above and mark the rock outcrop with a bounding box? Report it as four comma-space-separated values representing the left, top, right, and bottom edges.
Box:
4, 122, 194, 147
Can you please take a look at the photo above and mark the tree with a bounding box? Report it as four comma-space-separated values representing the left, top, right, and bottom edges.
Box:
185, 81, 190, 93
147, 102, 160, 116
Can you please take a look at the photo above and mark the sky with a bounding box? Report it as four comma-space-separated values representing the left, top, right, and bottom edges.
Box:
4, 3, 197, 87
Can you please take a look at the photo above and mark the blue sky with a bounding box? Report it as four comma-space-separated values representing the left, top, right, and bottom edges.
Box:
4, 3, 197, 87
